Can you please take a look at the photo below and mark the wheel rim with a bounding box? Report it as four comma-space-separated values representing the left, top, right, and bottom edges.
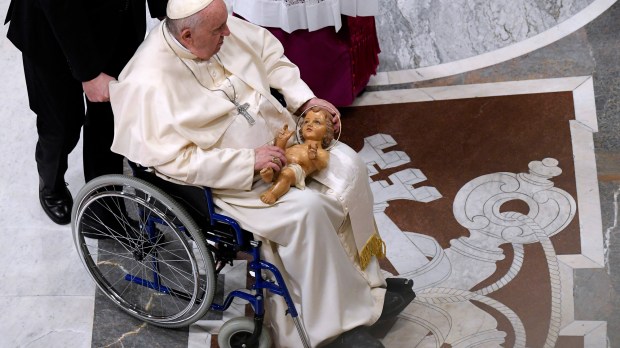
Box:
73, 179, 214, 326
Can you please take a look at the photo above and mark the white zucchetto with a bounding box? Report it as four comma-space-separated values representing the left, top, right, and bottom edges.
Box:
167, 0, 215, 19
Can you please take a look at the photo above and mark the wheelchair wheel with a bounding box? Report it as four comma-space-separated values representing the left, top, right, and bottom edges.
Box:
71, 174, 216, 328
218, 317, 273, 348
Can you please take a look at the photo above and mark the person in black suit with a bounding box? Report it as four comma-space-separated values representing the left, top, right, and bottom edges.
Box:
4, 0, 167, 225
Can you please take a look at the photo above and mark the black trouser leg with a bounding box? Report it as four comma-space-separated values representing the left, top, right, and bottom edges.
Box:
22, 55, 85, 193
81, 8, 139, 183
83, 100, 124, 182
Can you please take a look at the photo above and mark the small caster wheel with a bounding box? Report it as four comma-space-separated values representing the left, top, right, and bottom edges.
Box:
218, 317, 272, 348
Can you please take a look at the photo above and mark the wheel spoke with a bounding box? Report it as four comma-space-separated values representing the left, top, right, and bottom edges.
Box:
72, 175, 216, 327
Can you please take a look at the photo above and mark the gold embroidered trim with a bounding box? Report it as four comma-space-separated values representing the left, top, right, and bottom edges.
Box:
359, 232, 386, 270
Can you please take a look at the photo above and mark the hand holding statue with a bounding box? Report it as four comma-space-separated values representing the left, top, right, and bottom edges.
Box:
260, 106, 334, 204
254, 145, 287, 173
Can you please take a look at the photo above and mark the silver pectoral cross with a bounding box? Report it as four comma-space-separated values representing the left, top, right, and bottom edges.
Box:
235, 101, 255, 125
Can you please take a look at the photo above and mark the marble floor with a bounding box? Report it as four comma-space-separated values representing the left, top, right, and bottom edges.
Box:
1, 0, 618, 347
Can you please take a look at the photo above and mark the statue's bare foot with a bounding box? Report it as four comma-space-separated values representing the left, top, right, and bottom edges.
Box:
260, 167, 274, 183
260, 191, 277, 205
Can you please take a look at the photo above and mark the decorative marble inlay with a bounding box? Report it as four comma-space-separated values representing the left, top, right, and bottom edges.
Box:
343, 77, 607, 347
362, 136, 578, 347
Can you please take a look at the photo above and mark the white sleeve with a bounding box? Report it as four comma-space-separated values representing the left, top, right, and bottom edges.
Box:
155, 146, 256, 190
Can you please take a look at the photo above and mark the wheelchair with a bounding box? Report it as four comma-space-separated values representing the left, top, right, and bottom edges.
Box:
70, 166, 311, 348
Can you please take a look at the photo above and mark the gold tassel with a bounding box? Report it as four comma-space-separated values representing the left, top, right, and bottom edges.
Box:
358, 233, 386, 270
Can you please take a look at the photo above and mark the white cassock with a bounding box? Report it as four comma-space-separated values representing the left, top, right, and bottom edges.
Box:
110, 16, 386, 347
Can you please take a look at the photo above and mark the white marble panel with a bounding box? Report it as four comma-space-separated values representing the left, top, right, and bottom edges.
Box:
572, 77, 599, 132
416, 76, 586, 100
0, 226, 96, 296
0, 11, 38, 227
559, 321, 608, 344
0, 127, 85, 230
559, 258, 577, 329
570, 121, 605, 267
358, 76, 590, 106
352, 89, 434, 106
0, 296, 94, 348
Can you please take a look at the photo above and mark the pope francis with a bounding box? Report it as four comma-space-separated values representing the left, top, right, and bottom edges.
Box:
109, 0, 412, 346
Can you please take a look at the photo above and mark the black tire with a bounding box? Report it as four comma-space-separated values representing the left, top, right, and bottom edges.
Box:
72, 174, 216, 328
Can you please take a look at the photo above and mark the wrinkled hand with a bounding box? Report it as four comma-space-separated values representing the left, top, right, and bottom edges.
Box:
298, 97, 341, 133
255, 145, 287, 172
82, 73, 116, 102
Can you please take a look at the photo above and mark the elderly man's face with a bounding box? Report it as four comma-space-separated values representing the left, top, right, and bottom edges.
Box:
187, 0, 230, 60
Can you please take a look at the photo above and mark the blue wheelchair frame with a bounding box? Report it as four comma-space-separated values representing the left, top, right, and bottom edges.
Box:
126, 166, 311, 347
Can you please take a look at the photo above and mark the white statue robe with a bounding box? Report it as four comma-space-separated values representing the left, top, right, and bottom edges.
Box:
110, 17, 386, 347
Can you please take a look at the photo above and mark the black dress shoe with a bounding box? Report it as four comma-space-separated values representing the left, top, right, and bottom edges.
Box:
324, 326, 384, 348
378, 278, 416, 320
39, 182, 72, 225
386, 278, 415, 294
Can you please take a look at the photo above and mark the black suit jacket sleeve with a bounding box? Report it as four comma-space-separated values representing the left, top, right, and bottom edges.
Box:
147, 0, 167, 19
37, 0, 104, 82
5, 0, 168, 82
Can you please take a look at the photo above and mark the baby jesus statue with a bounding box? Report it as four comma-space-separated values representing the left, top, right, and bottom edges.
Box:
260, 106, 334, 205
